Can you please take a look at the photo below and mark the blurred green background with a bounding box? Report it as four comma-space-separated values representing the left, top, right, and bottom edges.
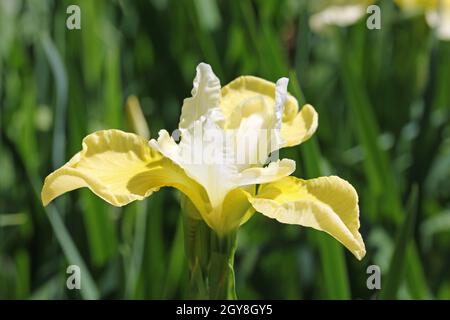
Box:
1, 0, 449, 299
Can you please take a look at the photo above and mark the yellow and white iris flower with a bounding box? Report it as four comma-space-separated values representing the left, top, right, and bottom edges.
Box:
41, 63, 366, 260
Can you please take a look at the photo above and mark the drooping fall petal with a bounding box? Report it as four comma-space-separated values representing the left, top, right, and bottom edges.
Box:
248, 175, 366, 260
41, 129, 210, 216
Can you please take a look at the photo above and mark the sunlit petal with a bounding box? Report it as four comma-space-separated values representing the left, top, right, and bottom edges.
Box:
281, 103, 318, 147
221, 75, 318, 148
309, 4, 366, 32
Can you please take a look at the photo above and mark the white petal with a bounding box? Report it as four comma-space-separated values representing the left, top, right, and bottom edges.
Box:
179, 63, 224, 129
237, 159, 296, 186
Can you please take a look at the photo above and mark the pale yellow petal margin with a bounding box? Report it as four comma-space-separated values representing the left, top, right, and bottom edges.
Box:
41, 130, 210, 216
221, 76, 318, 147
248, 176, 366, 260
281, 104, 318, 147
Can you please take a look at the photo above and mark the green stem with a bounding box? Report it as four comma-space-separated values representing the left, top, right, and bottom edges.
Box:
183, 215, 237, 300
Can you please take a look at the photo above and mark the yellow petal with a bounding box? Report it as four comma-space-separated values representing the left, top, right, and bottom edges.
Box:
125, 95, 150, 139
221, 76, 318, 147
426, 0, 450, 40
237, 159, 296, 186
225, 78, 288, 164
41, 130, 210, 216
248, 176, 366, 260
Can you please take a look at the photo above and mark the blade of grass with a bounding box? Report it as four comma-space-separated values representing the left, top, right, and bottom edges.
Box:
103, 22, 123, 129
44, 30, 100, 298
193, 0, 221, 32
404, 243, 431, 299
80, 0, 103, 90
380, 186, 418, 299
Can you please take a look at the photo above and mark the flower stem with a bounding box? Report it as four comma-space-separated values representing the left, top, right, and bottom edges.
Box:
183, 215, 237, 299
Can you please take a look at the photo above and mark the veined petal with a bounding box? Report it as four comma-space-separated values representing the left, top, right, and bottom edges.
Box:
42, 130, 210, 216
237, 159, 296, 186
221, 76, 318, 147
248, 176, 366, 260
179, 62, 224, 129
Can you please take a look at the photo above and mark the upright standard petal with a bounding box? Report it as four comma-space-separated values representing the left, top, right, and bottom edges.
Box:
248, 176, 366, 260
221, 76, 318, 147
41, 130, 210, 216
179, 62, 224, 129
